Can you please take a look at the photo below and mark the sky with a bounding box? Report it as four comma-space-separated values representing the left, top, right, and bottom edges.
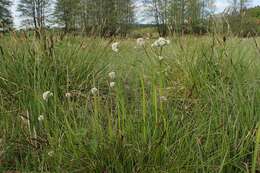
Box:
11, 0, 260, 28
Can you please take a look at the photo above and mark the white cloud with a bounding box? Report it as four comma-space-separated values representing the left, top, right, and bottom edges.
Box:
134, 1, 154, 24
215, 1, 230, 12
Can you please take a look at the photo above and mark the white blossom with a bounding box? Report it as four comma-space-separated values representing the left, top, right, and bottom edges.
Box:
38, 115, 44, 122
91, 87, 98, 95
42, 91, 53, 101
109, 71, 116, 80
48, 150, 54, 157
112, 42, 119, 52
152, 37, 170, 48
136, 38, 145, 46
110, 82, 116, 88
159, 56, 164, 61
65, 92, 72, 98
160, 96, 168, 102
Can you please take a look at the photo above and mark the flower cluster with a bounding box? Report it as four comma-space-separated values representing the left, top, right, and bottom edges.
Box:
112, 42, 119, 52
110, 82, 116, 88
109, 71, 116, 80
159, 56, 164, 61
38, 115, 44, 122
91, 87, 98, 95
152, 37, 170, 48
65, 92, 72, 98
42, 91, 53, 101
112, 37, 170, 52
109, 71, 116, 89
136, 38, 145, 47
160, 96, 168, 102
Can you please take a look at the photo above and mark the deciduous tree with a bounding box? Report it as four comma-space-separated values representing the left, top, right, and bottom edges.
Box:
0, 0, 12, 29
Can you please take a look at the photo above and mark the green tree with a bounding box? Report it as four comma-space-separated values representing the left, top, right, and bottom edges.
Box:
228, 0, 250, 13
54, 0, 80, 32
17, 0, 51, 29
0, 0, 12, 29
54, 0, 134, 36
144, 0, 215, 35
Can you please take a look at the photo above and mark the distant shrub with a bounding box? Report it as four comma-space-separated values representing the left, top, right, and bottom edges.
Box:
224, 6, 260, 37
191, 23, 208, 35
227, 15, 260, 37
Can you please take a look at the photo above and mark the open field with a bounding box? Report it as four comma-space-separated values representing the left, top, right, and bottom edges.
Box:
0, 34, 260, 172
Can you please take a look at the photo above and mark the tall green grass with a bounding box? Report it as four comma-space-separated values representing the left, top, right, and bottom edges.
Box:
0, 34, 260, 172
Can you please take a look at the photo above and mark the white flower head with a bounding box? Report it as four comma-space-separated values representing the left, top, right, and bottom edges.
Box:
38, 115, 44, 122
160, 96, 168, 102
136, 38, 145, 46
48, 150, 54, 157
112, 42, 119, 52
109, 71, 116, 80
42, 91, 53, 101
110, 82, 116, 88
91, 87, 98, 95
152, 37, 170, 48
65, 92, 72, 98
159, 56, 164, 61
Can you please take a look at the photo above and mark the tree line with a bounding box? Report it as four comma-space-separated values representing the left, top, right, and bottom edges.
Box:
14, 0, 134, 37
0, 0, 12, 29
143, 0, 216, 36
0, 0, 258, 36
54, 0, 134, 36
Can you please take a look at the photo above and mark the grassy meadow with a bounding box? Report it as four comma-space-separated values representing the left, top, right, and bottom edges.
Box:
0, 33, 260, 172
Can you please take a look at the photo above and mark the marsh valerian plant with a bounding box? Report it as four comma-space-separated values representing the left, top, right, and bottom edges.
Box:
109, 71, 116, 80
112, 42, 119, 52
38, 115, 44, 122
109, 82, 116, 88
42, 91, 53, 101
91, 87, 98, 95
137, 38, 145, 47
